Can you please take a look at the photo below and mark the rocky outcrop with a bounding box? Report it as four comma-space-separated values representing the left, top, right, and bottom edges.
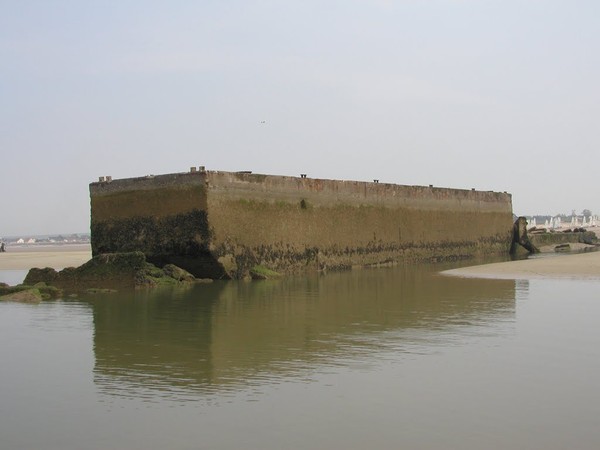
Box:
529, 229, 598, 248
23, 252, 211, 292
0, 283, 63, 303
510, 217, 540, 255
0, 288, 43, 303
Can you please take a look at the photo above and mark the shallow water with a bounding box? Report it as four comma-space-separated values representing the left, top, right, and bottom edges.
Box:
1, 264, 600, 449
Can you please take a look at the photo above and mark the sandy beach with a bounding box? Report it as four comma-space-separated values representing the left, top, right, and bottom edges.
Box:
443, 250, 600, 280
0, 245, 92, 271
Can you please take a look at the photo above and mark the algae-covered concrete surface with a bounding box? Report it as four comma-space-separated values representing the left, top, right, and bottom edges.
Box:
91, 172, 219, 277
90, 170, 513, 279
530, 231, 597, 247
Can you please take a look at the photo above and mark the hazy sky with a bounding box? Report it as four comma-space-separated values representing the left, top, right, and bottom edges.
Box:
2, 0, 599, 236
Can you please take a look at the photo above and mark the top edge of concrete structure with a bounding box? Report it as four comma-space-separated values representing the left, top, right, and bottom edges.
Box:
90, 168, 512, 198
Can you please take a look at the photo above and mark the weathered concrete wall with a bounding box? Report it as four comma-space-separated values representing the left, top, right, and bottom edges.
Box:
530, 231, 598, 247
206, 172, 513, 277
90, 169, 514, 279
90, 172, 223, 278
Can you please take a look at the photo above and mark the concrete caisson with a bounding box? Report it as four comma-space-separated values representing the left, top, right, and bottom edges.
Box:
89, 169, 514, 279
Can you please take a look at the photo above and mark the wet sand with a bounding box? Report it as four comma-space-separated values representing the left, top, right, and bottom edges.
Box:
443, 250, 600, 280
0, 245, 92, 270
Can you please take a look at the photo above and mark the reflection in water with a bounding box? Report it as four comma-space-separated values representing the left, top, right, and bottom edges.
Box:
90, 264, 516, 401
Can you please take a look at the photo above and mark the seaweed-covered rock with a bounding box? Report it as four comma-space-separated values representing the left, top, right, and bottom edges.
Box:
510, 217, 540, 254
0, 283, 62, 300
24, 252, 148, 290
555, 243, 571, 252
32, 282, 63, 299
249, 265, 281, 280
23, 251, 206, 292
579, 231, 598, 245
162, 264, 196, 281
0, 288, 43, 303
25, 267, 59, 285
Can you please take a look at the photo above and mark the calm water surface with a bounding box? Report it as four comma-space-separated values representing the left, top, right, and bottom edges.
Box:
1, 264, 600, 449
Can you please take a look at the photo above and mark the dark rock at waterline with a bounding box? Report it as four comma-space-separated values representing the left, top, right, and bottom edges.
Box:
162, 264, 197, 282
555, 243, 571, 252
23, 251, 212, 292
510, 217, 540, 254
578, 232, 597, 245
25, 267, 59, 284
249, 265, 281, 280
0, 288, 43, 303
0, 282, 63, 301
529, 228, 547, 234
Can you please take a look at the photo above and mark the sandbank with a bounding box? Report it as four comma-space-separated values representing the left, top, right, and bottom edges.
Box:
443, 250, 600, 280
0, 245, 92, 270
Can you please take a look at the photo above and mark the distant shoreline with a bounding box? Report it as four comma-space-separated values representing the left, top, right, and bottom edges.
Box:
2, 243, 91, 253
0, 244, 92, 271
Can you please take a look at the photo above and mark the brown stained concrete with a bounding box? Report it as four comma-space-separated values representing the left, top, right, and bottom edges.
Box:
89, 170, 514, 279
